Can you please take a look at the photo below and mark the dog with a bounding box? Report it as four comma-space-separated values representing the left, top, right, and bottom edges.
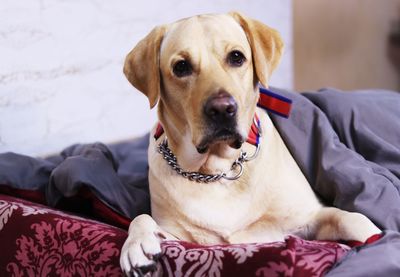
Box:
120, 12, 381, 276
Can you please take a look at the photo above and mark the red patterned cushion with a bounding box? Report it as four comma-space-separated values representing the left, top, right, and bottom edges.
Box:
0, 194, 126, 276
160, 238, 349, 277
0, 194, 352, 277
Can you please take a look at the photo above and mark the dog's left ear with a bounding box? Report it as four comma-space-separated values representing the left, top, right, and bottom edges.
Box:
229, 12, 284, 87
123, 25, 166, 108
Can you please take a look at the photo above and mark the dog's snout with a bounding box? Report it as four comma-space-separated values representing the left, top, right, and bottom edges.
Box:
204, 92, 237, 122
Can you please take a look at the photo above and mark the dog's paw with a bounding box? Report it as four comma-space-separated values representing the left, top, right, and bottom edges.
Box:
315, 208, 381, 243
340, 212, 381, 242
120, 232, 162, 277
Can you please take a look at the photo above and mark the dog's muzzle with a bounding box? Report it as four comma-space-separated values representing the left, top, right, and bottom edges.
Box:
197, 91, 244, 154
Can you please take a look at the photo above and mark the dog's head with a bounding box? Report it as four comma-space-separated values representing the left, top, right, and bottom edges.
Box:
124, 12, 283, 172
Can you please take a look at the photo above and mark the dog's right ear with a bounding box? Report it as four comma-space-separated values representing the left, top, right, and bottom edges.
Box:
123, 26, 166, 109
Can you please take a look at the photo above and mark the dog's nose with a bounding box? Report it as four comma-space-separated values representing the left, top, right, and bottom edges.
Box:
204, 92, 237, 122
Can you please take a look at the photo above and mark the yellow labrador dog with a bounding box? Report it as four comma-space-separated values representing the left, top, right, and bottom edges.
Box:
120, 12, 380, 276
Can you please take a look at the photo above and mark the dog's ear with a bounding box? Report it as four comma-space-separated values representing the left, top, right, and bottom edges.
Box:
229, 12, 284, 87
123, 26, 166, 108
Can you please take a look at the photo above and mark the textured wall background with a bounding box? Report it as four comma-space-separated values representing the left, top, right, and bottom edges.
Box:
0, 0, 293, 156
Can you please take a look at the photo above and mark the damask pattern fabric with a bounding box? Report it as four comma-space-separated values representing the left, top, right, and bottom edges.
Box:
0, 194, 350, 277
160, 238, 349, 277
0, 194, 125, 276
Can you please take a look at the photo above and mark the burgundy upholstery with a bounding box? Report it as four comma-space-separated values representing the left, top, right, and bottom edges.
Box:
0, 194, 355, 277
0, 194, 125, 276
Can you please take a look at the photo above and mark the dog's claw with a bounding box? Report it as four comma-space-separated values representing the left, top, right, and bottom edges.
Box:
127, 269, 139, 277
124, 262, 157, 277
120, 229, 162, 277
153, 253, 162, 261
139, 262, 158, 275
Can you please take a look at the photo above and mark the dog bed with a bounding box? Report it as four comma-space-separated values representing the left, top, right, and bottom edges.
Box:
1, 87, 400, 276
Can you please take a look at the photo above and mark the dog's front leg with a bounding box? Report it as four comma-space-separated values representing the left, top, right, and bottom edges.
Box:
312, 207, 381, 242
120, 214, 176, 276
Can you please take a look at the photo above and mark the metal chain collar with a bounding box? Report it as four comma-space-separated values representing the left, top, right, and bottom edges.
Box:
157, 119, 262, 183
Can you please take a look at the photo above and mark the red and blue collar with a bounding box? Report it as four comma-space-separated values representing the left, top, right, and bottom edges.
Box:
258, 87, 292, 118
154, 87, 292, 146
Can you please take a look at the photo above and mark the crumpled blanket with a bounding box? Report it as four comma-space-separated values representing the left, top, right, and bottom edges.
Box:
271, 88, 400, 276
0, 135, 151, 225
1, 87, 400, 276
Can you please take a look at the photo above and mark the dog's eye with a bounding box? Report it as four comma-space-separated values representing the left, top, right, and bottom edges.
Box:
227, 50, 246, 67
173, 60, 192, 77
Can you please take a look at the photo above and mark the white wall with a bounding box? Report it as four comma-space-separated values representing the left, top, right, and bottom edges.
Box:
0, 0, 293, 156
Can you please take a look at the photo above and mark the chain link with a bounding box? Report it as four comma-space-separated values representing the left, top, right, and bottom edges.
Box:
157, 137, 260, 183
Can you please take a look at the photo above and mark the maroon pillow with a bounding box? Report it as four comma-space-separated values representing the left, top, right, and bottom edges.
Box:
0, 194, 358, 277
160, 238, 350, 277
0, 194, 126, 276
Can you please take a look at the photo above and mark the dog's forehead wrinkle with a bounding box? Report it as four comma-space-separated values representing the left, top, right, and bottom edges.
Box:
163, 14, 248, 54
164, 16, 205, 44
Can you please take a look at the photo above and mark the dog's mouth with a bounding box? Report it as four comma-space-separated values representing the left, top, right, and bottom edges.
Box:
196, 128, 244, 154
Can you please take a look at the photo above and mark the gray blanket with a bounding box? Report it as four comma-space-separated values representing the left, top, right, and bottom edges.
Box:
0, 87, 399, 276
272, 88, 400, 276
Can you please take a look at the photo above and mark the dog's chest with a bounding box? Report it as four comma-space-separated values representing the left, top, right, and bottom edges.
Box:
181, 198, 255, 243
181, 185, 255, 228
151, 173, 263, 242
